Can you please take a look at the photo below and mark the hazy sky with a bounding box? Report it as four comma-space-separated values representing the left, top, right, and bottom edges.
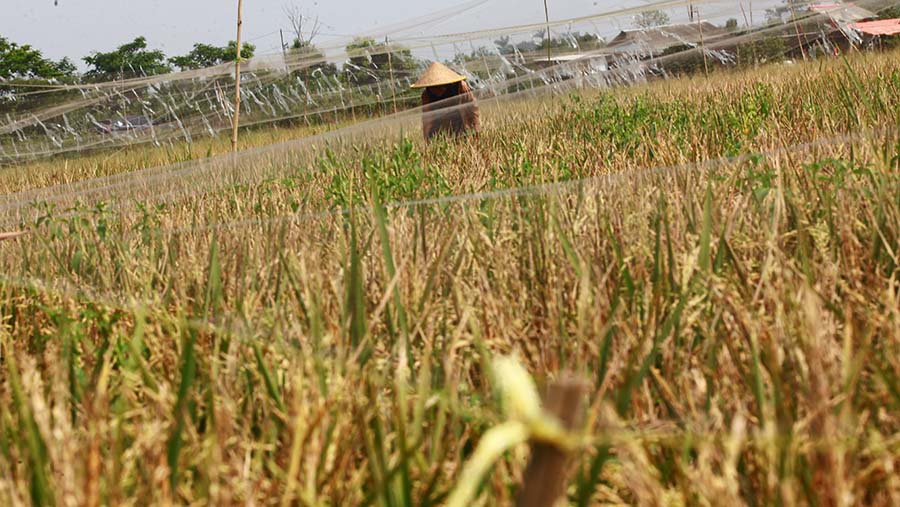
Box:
3, 1, 779, 68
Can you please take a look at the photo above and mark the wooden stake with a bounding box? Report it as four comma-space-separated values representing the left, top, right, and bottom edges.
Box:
515, 377, 586, 507
739, 2, 750, 29
543, 0, 552, 64
386, 37, 398, 114
280, 28, 288, 71
789, 2, 808, 61
739, 2, 759, 67
697, 10, 709, 78
231, 0, 244, 154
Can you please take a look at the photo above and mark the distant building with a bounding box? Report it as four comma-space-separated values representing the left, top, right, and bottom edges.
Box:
605, 22, 730, 58
849, 18, 900, 48
851, 18, 900, 37
779, 3, 878, 57
528, 54, 609, 76
808, 3, 876, 24
94, 115, 154, 134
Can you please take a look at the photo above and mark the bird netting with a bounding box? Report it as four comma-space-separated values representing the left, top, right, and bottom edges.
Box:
2, 0, 895, 166
0, 0, 898, 333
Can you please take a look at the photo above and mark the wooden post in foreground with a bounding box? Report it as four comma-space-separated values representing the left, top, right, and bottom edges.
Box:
231, 0, 244, 153
515, 377, 587, 507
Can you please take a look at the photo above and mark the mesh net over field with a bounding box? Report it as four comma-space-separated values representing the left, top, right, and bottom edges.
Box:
1, 5, 900, 505
1, 0, 897, 166
0, 0, 898, 333
0, 0, 898, 228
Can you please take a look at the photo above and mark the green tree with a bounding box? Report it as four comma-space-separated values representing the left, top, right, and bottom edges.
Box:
494, 36, 515, 55
633, 10, 671, 29
876, 5, 900, 48
766, 0, 808, 24
878, 6, 900, 19
170, 41, 256, 71
83, 36, 171, 81
450, 46, 498, 80
0, 36, 75, 80
739, 35, 788, 66
282, 4, 336, 78
535, 31, 604, 53
492, 31, 604, 59
342, 38, 419, 85
289, 44, 337, 79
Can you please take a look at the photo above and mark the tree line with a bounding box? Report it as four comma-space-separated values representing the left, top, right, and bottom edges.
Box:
5, 2, 898, 89
0, 32, 432, 87
0, 35, 257, 84
0, 6, 679, 87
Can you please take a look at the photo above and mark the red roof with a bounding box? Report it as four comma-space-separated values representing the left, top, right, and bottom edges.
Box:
851, 18, 900, 36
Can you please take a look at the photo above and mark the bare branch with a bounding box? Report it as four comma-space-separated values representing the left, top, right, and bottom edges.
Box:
283, 3, 321, 49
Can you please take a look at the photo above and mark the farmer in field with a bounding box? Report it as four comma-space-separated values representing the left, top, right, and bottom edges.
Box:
412, 62, 479, 142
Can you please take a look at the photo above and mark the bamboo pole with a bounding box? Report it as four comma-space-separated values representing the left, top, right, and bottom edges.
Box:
543, 0, 552, 63
789, 2, 808, 61
231, 0, 244, 153
739, 2, 750, 29
697, 9, 709, 78
280, 29, 288, 71
740, 1, 760, 67
387, 37, 398, 114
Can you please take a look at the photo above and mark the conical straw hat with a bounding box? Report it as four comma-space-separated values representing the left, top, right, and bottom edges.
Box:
411, 62, 467, 89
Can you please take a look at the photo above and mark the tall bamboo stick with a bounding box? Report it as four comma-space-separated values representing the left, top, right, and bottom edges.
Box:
697, 9, 709, 78
387, 37, 398, 114
232, 0, 244, 153
789, 1, 808, 61
543, 0, 552, 63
